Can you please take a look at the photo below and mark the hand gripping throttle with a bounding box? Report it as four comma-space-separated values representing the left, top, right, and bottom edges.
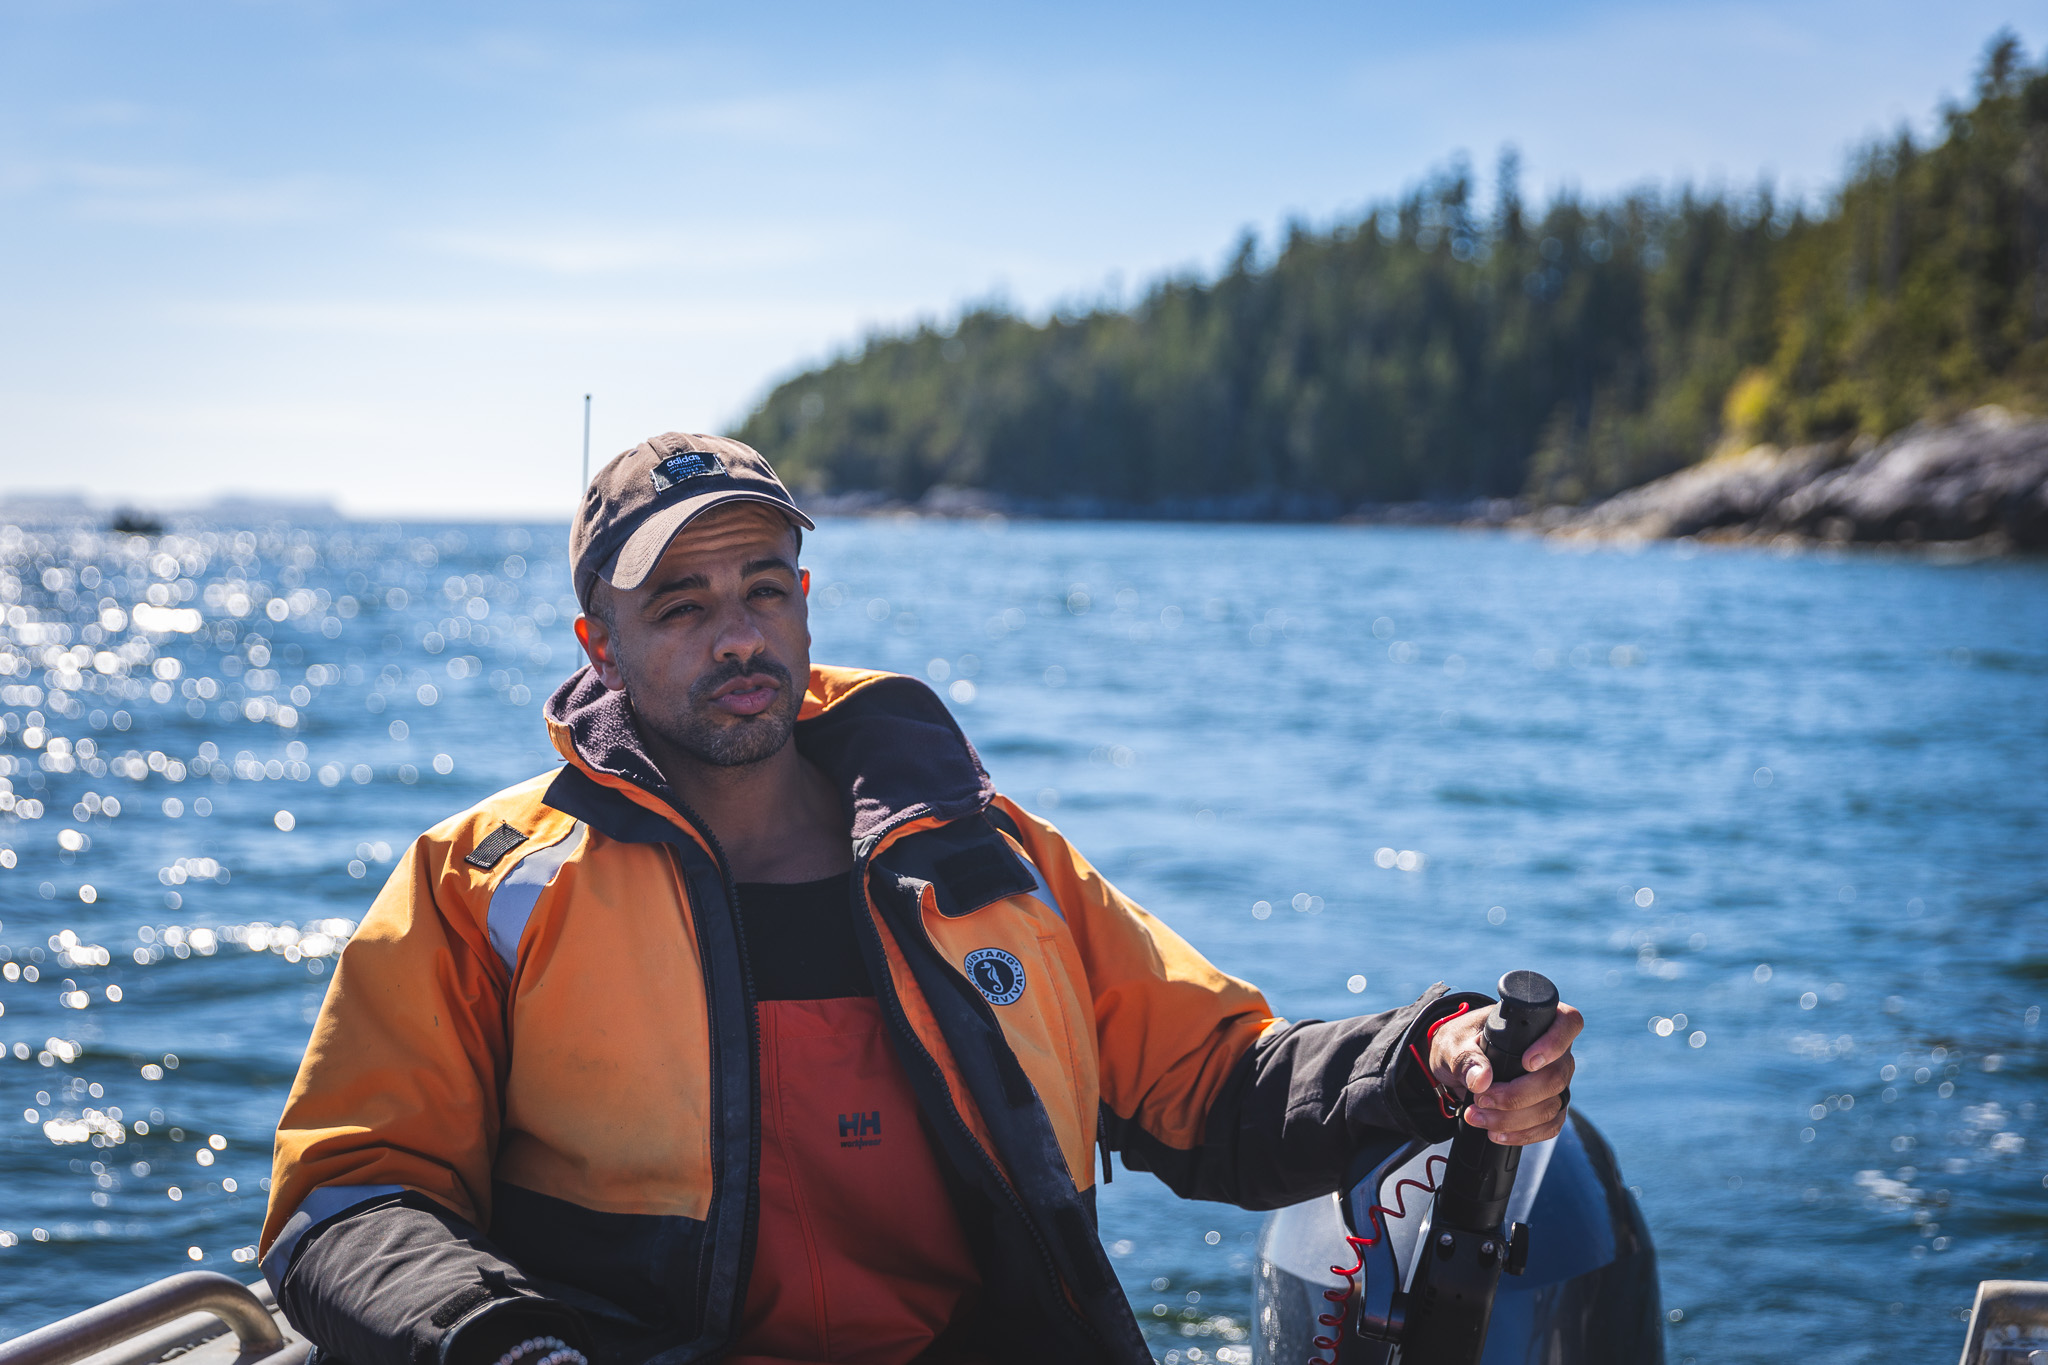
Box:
1358, 970, 1559, 1365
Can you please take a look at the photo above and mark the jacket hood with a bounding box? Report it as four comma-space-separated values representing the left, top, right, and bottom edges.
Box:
543, 663, 996, 846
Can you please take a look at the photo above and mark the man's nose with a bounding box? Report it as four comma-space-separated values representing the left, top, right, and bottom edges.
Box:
710, 602, 768, 661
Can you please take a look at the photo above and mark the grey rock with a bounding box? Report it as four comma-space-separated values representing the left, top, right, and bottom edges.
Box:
1536, 408, 2048, 551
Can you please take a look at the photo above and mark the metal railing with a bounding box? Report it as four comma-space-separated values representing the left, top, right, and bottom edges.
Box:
0, 1273, 289, 1365
1959, 1280, 2048, 1365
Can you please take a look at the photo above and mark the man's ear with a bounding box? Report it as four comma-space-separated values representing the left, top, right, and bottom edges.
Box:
574, 614, 628, 691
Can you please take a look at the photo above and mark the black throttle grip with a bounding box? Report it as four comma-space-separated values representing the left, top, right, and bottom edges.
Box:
1430, 970, 1560, 1235
1483, 970, 1559, 1084
1397, 968, 1563, 1365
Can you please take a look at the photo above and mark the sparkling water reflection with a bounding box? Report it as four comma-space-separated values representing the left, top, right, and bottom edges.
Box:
0, 518, 2043, 1364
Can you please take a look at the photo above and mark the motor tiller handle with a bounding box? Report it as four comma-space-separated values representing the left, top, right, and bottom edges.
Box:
1392, 970, 1558, 1365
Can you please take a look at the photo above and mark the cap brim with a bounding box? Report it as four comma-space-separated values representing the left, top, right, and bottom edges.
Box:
605, 491, 815, 592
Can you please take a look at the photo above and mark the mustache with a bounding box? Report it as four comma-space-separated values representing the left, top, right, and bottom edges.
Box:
688, 653, 794, 704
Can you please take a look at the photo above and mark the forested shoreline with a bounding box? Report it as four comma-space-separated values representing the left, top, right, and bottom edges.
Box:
735, 35, 2048, 515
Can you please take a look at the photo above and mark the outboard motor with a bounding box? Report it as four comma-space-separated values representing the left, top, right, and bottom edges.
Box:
1252, 973, 1664, 1364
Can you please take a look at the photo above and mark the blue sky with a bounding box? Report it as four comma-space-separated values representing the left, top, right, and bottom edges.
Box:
1, 0, 2034, 516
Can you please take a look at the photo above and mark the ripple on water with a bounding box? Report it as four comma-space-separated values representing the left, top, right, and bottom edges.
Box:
0, 519, 2043, 1361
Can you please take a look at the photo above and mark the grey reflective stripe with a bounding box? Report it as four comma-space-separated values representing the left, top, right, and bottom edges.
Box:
261, 1182, 404, 1296
487, 822, 583, 973
1008, 842, 1065, 921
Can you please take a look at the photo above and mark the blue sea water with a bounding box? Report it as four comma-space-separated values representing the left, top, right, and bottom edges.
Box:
0, 516, 2043, 1364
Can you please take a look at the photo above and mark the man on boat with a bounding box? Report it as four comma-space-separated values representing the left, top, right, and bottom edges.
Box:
260, 434, 1581, 1365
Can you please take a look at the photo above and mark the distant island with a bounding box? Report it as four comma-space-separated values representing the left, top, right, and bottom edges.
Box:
0, 492, 344, 529
735, 33, 2048, 551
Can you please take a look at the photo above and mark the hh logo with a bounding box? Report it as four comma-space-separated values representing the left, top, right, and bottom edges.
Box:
838, 1111, 882, 1150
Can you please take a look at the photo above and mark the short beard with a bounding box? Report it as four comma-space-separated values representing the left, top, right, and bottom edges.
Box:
631, 653, 801, 771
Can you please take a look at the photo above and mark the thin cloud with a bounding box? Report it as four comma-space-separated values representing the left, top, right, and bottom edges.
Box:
184, 296, 857, 337
76, 180, 337, 225
55, 100, 155, 128
412, 222, 853, 276
0, 159, 341, 225
628, 91, 861, 148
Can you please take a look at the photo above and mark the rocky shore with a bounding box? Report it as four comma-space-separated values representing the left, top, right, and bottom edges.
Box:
803, 486, 1527, 527
796, 408, 2047, 555
1528, 407, 2048, 552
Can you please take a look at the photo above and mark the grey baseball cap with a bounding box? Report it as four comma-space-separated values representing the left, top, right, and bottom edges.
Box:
570, 432, 813, 612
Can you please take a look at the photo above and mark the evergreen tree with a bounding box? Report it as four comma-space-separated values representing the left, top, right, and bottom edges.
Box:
736, 34, 2048, 510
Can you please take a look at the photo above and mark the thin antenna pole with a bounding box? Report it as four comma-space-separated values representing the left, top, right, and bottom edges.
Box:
581, 394, 592, 490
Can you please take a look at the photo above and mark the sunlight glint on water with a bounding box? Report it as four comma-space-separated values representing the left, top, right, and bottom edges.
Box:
0, 517, 2043, 1365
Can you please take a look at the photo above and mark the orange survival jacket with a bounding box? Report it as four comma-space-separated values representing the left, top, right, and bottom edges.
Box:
261, 665, 1469, 1365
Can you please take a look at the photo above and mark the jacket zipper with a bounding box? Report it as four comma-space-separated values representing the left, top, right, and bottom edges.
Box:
854, 812, 1102, 1347
658, 797, 762, 1360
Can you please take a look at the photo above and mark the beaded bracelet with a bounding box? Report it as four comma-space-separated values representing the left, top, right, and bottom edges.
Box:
492, 1335, 588, 1365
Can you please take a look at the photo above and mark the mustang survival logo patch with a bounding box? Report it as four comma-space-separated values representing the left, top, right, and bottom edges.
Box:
963, 947, 1026, 1006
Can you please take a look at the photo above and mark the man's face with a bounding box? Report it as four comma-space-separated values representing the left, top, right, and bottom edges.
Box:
575, 503, 810, 770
